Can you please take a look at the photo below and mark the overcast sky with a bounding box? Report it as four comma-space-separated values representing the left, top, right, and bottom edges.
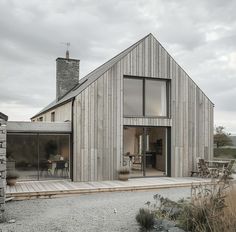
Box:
0, 0, 236, 134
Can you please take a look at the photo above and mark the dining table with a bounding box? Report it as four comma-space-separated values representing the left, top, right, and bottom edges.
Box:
205, 160, 230, 170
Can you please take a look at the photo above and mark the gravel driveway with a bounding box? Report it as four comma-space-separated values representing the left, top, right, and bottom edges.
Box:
1, 187, 191, 232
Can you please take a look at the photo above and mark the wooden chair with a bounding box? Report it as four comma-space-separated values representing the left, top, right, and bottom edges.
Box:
39, 160, 52, 177
198, 159, 219, 178
219, 160, 235, 180
54, 160, 69, 177
132, 155, 142, 170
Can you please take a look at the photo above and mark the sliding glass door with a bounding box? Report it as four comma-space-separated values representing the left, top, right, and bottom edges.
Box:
123, 126, 169, 177
7, 133, 71, 181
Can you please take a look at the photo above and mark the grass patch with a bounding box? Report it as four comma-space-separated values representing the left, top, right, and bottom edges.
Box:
214, 148, 236, 159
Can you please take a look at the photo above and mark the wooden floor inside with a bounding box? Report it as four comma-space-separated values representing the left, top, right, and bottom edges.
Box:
6, 177, 213, 200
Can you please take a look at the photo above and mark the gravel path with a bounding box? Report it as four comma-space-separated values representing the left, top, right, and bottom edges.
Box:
1, 187, 191, 232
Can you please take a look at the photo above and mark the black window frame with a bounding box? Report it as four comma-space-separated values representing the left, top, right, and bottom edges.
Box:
123, 75, 171, 118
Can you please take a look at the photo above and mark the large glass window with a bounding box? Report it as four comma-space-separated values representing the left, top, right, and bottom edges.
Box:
145, 80, 167, 116
124, 77, 168, 117
39, 135, 70, 179
124, 78, 143, 116
7, 134, 38, 180
7, 133, 70, 180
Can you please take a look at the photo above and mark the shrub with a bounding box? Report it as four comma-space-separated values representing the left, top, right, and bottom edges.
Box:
178, 181, 236, 232
136, 175, 236, 232
136, 208, 155, 231
220, 186, 236, 231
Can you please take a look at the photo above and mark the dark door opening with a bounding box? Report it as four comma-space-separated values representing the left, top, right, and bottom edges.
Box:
123, 126, 170, 177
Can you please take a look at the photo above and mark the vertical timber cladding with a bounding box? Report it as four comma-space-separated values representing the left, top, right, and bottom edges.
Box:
171, 60, 214, 177
73, 34, 214, 181
0, 113, 7, 222
73, 70, 119, 181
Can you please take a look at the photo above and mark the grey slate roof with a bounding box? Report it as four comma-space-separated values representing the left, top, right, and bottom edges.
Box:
0, 112, 8, 121
32, 33, 214, 119
32, 33, 150, 119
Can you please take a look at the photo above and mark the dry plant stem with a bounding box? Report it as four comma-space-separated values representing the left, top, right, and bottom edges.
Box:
189, 175, 235, 232
136, 171, 235, 232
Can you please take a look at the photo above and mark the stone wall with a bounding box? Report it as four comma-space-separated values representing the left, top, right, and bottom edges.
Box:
0, 113, 7, 222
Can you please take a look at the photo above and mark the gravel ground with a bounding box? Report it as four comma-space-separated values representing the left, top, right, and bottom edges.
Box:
1, 187, 191, 232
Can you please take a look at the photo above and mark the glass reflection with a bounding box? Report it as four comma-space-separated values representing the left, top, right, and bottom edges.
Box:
145, 80, 167, 116
39, 135, 70, 179
124, 78, 143, 116
7, 134, 38, 180
7, 133, 70, 180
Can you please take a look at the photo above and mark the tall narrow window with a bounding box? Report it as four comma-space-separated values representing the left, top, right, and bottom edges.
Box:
145, 80, 167, 116
124, 78, 143, 116
51, 112, 55, 122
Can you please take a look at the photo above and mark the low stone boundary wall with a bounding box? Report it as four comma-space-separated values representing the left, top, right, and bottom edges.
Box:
0, 113, 7, 222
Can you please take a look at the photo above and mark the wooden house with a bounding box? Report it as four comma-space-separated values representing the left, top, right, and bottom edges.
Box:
32, 33, 214, 181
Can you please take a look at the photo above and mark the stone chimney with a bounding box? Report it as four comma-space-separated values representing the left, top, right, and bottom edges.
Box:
56, 57, 80, 101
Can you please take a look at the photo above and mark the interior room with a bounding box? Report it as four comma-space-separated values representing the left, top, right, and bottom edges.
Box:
123, 126, 167, 177
6, 133, 70, 180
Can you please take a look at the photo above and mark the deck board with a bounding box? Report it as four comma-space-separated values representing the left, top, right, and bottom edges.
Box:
20, 183, 29, 193
40, 181, 54, 192
25, 182, 37, 192
6, 177, 223, 200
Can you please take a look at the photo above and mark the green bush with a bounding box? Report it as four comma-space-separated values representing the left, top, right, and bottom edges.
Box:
135, 208, 154, 231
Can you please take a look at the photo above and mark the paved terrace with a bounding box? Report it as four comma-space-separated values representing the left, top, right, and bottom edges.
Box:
6, 177, 214, 200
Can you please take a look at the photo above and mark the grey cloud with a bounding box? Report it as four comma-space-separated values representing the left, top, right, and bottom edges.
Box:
0, 89, 45, 108
0, 0, 236, 132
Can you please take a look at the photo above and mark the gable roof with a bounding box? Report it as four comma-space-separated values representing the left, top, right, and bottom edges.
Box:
32, 33, 151, 119
32, 33, 213, 119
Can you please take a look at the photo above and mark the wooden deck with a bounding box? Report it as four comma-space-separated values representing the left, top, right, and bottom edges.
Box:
6, 177, 213, 200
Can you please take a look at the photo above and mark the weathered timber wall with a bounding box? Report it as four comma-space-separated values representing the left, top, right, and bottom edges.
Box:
32, 101, 72, 122
73, 34, 214, 181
